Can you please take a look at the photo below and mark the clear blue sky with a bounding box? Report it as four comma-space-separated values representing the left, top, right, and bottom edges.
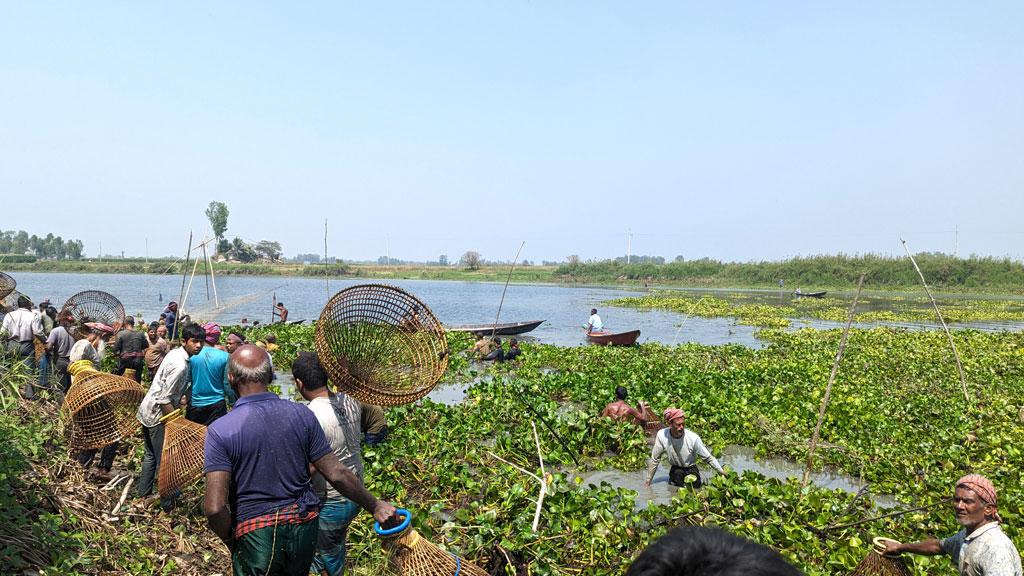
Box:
2, 2, 1022, 263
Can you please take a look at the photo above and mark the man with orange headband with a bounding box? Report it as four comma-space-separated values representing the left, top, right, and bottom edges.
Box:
645, 407, 724, 488
880, 474, 1021, 575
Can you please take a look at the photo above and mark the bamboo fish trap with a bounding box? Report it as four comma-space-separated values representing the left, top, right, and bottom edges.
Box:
157, 409, 207, 498
314, 284, 448, 407
60, 290, 125, 340
0, 271, 15, 301
847, 538, 913, 576
375, 509, 489, 576
61, 362, 146, 451
0, 289, 25, 314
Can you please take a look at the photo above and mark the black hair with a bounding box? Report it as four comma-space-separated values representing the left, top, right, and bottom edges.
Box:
181, 323, 206, 343
265, 334, 277, 343
625, 526, 803, 576
45, 306, 57, 318
615, 386, 628, 401
591, 308, 598, 314
17, 295, 32, 309
510, 339, 518, 346
292, 351, 329, 391
494, 337, 502, 345
228, 330, 246, 342
277, 302, 285, 307
124, 316, 135, 326
149, 321, 161, 330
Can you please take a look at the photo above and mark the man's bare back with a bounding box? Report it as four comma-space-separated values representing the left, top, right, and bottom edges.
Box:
601, 400, 642, 422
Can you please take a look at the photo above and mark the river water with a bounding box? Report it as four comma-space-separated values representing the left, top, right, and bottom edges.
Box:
7, 272, 1023, 347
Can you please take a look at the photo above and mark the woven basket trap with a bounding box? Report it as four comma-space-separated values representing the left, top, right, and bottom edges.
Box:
847, 540, 912, 576
60, 290, 125, 340
314, 284, 448, 407
61, 370, 146, 451
158, 410, 207, 498
0, 271, 15, 301
0, 290, 25, 314
379, 521, 488, 576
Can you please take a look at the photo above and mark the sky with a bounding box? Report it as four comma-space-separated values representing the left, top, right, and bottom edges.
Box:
2, 2, 1022, 263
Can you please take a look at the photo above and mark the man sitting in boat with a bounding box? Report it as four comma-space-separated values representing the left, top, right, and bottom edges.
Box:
600, 386, 644, 423
587, 308, 603, 333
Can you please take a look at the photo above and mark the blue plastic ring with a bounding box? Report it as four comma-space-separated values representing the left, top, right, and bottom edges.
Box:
374, 508, 411, 536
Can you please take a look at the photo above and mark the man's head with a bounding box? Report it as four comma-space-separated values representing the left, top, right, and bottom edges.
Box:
664, 407, 686, 437
494, 337, 502, 346
228, 344, 273, 396
147, 321, 159, 340
591, 308, 598, 315
17, 295, 32, 309
266, 334, 277, 344
203, 323, 221, 346
225, 331, 246, 353
615, 386, 628, 401
124, 316, 135, 328
180, 323, 206, 356
156, 324, 167, 338
39, 299, 51, 311
292, 351, 330, 401
276, 302, 285, 309
510, 338, 519, 348
954, 474, 1000, 529
625, 525, 802, 576
167, 301, 178, 312
45, 306, 57, 320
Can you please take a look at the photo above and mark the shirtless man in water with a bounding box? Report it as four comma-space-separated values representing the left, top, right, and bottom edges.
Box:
600, 386, 644, 422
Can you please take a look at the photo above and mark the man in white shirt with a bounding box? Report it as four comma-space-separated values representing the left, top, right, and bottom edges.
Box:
880, 474, 1021, 576
136, 323, 205, 502
2, 295, 45, 397
645, 407, 725, 488
69, 329, 103, 370
294, 351, 364, 576
587, 308, 603, 333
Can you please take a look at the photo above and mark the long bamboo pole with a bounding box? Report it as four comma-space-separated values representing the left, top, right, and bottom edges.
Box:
803, 274, 865, 486
205, 242, 219, 307
901, 239, 970, 405
175, 232, 193, 339
490, 241, 526, 339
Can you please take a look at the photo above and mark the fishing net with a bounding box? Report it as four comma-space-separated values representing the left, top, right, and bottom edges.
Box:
60, 290, 125, 340
376, 509, 489, 576
314, 284, 448, 407
847, 539, 913, 576
158, 409, 207, 498
0, 271, 14, 301
61, 364, 146, 451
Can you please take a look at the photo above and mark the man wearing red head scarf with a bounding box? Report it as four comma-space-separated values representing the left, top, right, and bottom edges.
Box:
645, 407, 725, 488
880, 474, 1021, 575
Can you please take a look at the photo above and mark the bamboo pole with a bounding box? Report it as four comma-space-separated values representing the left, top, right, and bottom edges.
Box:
803, 274, 865, 486
175, 232, 193, 339
206, 243, 219, 307
181, 253, 202, 318
488, 421, 548, 532
901, 239, 970, 405
490, 241, 526, 339
202, 239, 210, 301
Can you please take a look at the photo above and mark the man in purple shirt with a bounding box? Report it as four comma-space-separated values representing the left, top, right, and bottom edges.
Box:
203, 345, 399, 575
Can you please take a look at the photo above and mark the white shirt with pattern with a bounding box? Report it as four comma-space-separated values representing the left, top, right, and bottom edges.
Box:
942, 522, 1022, 576
307, 393, 364, 501
136, 347, 191, 428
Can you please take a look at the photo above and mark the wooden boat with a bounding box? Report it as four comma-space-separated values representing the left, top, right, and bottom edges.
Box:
794, 290, 827, 298
586, 329, 641, 346
446, 319, 545, 336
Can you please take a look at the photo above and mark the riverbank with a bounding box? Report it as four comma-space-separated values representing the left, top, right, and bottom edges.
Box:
6, 254, 1024, 294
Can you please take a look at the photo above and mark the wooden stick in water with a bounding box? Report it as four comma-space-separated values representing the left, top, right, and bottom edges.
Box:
803, 273, 864, 487
901, 239, 969, 405
491, 241, 526, 339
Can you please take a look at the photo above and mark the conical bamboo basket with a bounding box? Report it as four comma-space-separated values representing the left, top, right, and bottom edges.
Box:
157, 409, 207, 497
61, 363, 146, 450
375, 509, 489, 576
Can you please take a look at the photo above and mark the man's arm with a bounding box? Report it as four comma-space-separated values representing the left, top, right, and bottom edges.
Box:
693, 437, 725, 474
204, 470, 234, 550
313, 453, 398, 527
881, 539, 943, 556
645, 435, 666, 485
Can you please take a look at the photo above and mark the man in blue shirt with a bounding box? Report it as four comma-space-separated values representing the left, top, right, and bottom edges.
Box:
186, 322, 232, 425
204, 345, 399, 575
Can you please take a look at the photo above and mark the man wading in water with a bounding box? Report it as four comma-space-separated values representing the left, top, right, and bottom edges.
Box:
645, 408, 724, 488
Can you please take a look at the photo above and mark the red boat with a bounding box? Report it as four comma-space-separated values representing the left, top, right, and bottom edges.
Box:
586, 329, 641, 346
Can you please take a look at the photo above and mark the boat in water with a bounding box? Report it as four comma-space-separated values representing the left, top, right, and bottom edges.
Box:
447, 319, 545, 336
586, 329, 641, 346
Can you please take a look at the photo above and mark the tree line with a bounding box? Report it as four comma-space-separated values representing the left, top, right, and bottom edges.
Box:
0, 230, 84, 260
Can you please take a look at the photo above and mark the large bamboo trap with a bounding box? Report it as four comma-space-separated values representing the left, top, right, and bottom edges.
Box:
61, 362, 146, 451
0, 271, 15, 301
314, 284, 448, 406
376, 509, 489, 576
0, 289, 25, 314
60, 290, 125, 340
847, 539, 913, 576
158, 409, 207, 498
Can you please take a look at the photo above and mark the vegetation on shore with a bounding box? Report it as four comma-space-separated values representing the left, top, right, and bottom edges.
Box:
7, 252, 1024, 292
608, 291, 1024, 328
5, 320, 1020, 574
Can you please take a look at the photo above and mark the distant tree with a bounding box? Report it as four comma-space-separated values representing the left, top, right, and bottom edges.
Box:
294, 253, 321, 263
65, 239, 83, 260
0, 232, 11, 253
566, 254, 580, 265
254, 240, 283, 262
438, 254, 449, 266
674, 255, 686, 262
217, 239, 231, 254
12, 231, 28, 254
205, 201, 230, 250
230, 237, 258, 263
460, 251, 482, 270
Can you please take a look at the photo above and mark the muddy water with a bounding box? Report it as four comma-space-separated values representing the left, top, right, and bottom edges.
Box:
573, 444, 899, 510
